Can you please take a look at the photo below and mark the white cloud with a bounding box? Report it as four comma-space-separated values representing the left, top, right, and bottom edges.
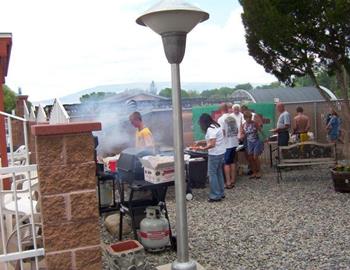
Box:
0, 0, 275, 101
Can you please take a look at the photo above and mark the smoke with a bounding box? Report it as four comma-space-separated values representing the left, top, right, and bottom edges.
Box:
70, 101, 135, 157
73, 100, 168, 157
93, 115, 133, 157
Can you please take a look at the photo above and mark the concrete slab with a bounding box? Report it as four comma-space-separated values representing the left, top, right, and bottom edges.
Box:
157, 262, 205, 270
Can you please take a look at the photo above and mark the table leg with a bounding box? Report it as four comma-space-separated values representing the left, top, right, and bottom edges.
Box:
128, 189, 139, 240
270, 144, 273, 168
119, 212, 123, 241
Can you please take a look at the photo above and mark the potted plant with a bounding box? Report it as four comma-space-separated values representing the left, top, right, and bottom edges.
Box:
331, 164, 350, 192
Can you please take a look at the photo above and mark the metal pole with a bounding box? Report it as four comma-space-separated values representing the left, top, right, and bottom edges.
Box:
23, 120, 30, 165
170, 63, 196, 270
313, 102, 318, 141
7, 117, 14, 166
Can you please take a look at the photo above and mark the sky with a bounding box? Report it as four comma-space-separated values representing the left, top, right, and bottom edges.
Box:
0, 0, 276, 102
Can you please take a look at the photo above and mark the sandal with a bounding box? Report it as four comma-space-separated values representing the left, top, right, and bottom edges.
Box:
226, 183, 235, 189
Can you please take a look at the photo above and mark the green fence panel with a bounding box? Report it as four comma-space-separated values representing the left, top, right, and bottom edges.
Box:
191, 103, 275, 141
192, 105, 220, 141
246, 103, 275, 140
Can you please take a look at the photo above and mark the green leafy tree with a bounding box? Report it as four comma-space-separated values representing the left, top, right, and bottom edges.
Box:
235, 83, 253, 91
80, 91, 116, 103
159, 88, 189, 99
256, 81, 283, 89
159, 88, 172, 98
240, 0, 350, 156
3, 85, 16, 113
294, 71, 340, 95
187, 90, 200, 98
200, 89, 214, 98
199, 87, 236, 99
219, 87, 236, 97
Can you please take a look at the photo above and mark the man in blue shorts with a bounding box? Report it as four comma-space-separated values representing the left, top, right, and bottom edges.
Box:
218, 103, 239, 189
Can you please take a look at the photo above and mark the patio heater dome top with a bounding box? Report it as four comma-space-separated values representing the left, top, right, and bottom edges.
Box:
136, 0, 209, 35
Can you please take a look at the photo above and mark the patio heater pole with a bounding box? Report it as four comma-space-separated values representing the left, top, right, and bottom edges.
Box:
170, 61, 189, 263
136, 1, 209, 269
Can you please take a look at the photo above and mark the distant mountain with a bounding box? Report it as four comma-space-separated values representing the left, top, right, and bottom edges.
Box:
33, 82, 239, 105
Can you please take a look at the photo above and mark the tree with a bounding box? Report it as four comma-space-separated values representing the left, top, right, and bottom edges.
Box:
198, 87, 236, 99
3, 85, 16, 113
158, 88, 189, 99
240, 0, 350, 156
80, 91, 116, 103
256, 81, 283, 89
294, 71, 340, 94
235, 83, 253, 91
159, 88, 172, 98
187, 90, 200, 98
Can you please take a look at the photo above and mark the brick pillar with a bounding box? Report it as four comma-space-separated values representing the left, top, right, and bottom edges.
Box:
28, 121, 48, 164
12, 95, 28, 149
31, 122, 102, 270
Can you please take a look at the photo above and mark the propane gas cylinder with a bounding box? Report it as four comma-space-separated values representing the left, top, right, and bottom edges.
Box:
139, 206, 170, 251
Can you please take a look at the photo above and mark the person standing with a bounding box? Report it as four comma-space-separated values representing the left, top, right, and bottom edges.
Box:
272, 102, 291, 146
241, 111, 264, 178
326, 109, 341, 143
196, 113, 226, 202
232, 104, 244, 140
239, 105, 264, 175
293, 106, 310, 142
218, 103, 239, 189
129, 111, 154, 148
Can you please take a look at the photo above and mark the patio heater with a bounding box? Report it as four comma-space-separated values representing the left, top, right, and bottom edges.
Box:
136, 1, 209, 270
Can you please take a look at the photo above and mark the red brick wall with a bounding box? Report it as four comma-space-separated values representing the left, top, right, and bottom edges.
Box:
32, 122, 102, 270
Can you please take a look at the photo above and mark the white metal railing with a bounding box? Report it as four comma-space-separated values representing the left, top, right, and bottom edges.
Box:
0, 111, 30, 167
0, 111, 44, 269
0, 165, 44, 270
49, 98, 70, 124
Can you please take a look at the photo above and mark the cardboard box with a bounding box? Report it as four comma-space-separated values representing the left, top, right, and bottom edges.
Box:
140, 156, 175, 184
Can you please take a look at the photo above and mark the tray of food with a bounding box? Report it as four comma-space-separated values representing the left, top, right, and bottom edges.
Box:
184, 143, 208, 156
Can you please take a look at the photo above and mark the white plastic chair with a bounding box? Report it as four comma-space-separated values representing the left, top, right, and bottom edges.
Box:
7, 145, 31, 166
0, 165, 39, 239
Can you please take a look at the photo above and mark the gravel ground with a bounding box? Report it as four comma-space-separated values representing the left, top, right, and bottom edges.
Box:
101, 166, 350, 270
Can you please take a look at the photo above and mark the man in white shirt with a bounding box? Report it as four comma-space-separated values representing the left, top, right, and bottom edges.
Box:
218, 103, 239, 189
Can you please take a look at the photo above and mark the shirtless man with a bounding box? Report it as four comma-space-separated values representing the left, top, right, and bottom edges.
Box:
293, 106, 310, 142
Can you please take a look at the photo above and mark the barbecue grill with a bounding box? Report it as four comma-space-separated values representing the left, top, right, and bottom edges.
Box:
184, 147, 208, 158
117, 147, 154, 183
